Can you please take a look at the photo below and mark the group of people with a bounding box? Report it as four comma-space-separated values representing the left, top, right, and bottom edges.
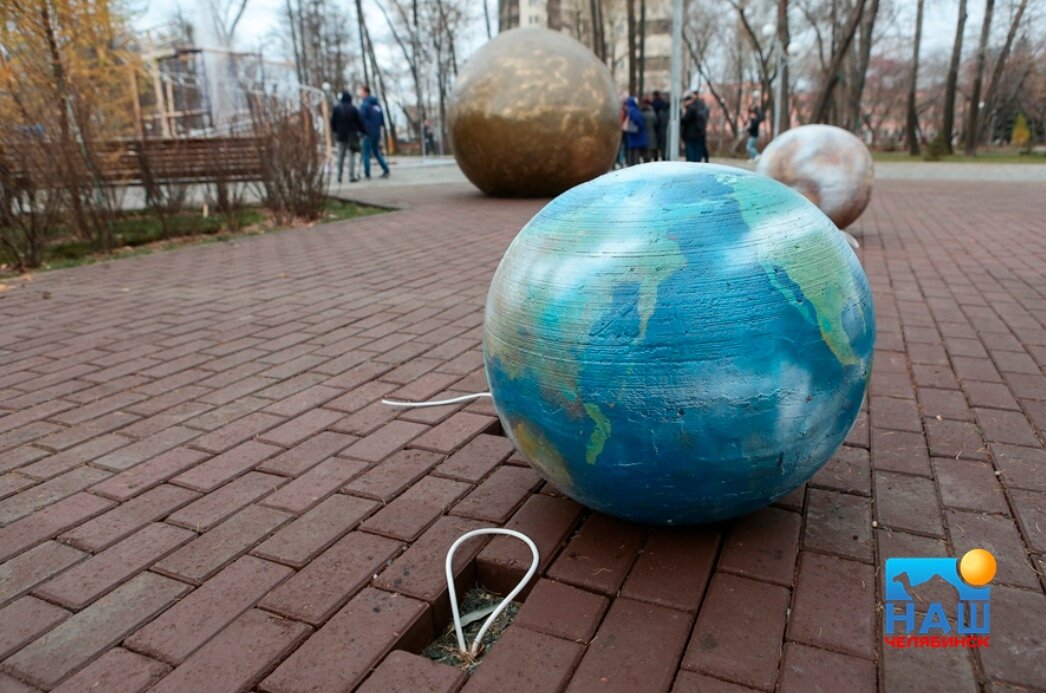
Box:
619, 92, 765, 165
329, 85, 391, 183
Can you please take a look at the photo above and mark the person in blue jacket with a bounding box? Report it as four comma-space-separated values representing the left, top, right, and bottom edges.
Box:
623, 96, 648, 167
357, 85, 390, 179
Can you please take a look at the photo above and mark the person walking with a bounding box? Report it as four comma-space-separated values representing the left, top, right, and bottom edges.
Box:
358, 85, 390, 179
746, 105, 763, 161
651, 90, 669, 160
330, 91, 363, 183
641, 98, 658, 163
681, 93, 709, 163
623, 96, 648, 167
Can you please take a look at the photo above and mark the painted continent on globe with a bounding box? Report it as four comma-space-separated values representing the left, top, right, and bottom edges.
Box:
483, 163, 875, 525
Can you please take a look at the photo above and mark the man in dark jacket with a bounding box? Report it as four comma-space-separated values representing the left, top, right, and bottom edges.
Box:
651, 90, 669, 160
330, 91, 363, 183
358, 86, 390, 179
681, 93, 709, 163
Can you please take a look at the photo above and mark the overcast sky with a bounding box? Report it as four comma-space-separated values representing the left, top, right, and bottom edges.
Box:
134, 0, 1018, 73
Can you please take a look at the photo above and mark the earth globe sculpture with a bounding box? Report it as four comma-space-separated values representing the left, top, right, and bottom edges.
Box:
448, 27, 619, 198
756, 124, 874, 229
483, 163, 875, 525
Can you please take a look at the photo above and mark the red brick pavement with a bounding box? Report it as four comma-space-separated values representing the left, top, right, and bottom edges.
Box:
0, 178, 1043, 692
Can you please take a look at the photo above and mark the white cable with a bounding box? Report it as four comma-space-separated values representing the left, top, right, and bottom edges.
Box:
381, 392, 492, 408
445, 528, 539, 657
842, 230, 860, 250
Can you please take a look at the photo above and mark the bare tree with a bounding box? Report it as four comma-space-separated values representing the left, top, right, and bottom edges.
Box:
905, 0, 925, 155
847, 0, 880, 133
980, 0, 1030, 138
941, 0, 968, 152
810, 0, 868, 123
627, 0, 638, 95
964, 0, 995, 154
207, 0, 250, 46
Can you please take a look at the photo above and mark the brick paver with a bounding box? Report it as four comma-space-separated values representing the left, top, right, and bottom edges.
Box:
0, 177, 1042, 691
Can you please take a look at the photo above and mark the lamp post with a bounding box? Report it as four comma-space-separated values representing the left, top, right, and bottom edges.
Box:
668, 0, 684, 161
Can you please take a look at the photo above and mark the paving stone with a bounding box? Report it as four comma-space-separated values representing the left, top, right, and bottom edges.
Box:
91, 426, 202, 471
257, 431, 356, 477
434, 433, 516, 482
513, 578, 610, 643
974, 408, 1040, 447
409, 412, 495, 454
0, 493, 114, 562
372, 515, 488, 626
253, 494, 377, 568
671, 671, 761, 692
0, 542, 85, 608
778, 642, 876, 693
477, 493, 584, 595
357, 651, 466, 693
166, 472, 282, 531
258, 408, 342, 448
718, 507, 799, 587
963, 381, 1020, 411
49, 648, 170, 693
361, 475, 471, 541
189, 412, 285, 454
449, 466, 540, 523
990, 443, 1046, 492
945, 510, 1039, 589
2, 573, 190, 690
881, 639, 978, 693
917, 387, 973, 421
803, 489, 873, 562
618, 527, 719, 613
0, 466, 110, 525
89, 448, 209, 501
1008, 488, 1046, 553
873, 472, 944, 537
876, 529, 957, 613
125, 555, 293, 664
33, 522, 194, 609
871, 396, 923, 433
978, 584, 1046, 688
932, 458, 1008, 512
20, 434, 130, 480
0, 596, 69, 660
811, 445, 871, 495
260, 588, 430, 693
787, 552, 876, 660
342, 448, 443, 502
681, 573, 790, 691
465, 626, 584, 693
871, 427, 932, 475
547, 513, 646, 596
924, 418, 989, 461
154, 504, 291, 584
259, 531, 402, 625
170, 440, 281, 492
258, 458, 367, 514
342, 420, 429, 462
149, 609, 311, 693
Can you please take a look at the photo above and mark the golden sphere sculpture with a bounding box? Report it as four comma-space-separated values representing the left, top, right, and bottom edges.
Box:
756, 124, 874, 229
448, 27, 619, 198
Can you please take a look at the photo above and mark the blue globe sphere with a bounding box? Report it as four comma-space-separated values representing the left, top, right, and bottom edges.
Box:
483, 162, 875, 524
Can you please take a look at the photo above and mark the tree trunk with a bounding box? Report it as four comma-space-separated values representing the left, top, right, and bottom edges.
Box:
589, 0, 605, 61
964, 0, 994, 155
483, 0, 492, 38
980, 0, 1028, 139
777, 0, 791, 135
810, 0, 867, 123
627, 0, 637, 95
355, 0, 371, 87
905, 0, 924, 156
638, 0, 646, 98
941, 0, 967, 153
848, 0, 878, 133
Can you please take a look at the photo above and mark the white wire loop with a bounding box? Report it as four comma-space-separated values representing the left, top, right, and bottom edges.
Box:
381, 392, 492, 408
445, 528, 540, 657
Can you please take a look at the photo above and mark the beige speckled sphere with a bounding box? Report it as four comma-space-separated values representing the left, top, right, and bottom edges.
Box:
448, 27, 619, 198
756, 124, 874, 229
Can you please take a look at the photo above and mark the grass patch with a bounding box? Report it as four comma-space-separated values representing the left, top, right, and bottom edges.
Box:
872, 148, 1045, 164
423, 587, 521, 672
1, 198, 384, 276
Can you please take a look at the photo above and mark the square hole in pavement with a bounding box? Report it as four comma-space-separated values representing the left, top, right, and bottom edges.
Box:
422, 586, 521, 671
